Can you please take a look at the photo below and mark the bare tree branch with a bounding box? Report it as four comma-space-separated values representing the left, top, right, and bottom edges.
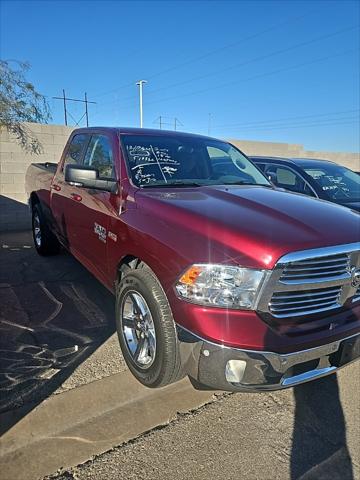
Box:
0, 60, 51, 154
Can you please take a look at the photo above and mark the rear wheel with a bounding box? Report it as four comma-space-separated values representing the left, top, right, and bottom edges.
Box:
32, 204, 60, 256
115, 266, 183, 388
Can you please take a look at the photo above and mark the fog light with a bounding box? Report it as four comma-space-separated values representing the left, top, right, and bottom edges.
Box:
225, 360, 247, 384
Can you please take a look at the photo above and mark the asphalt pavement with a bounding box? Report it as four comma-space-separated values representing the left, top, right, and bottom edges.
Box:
0, 230, 126, 413
48, 367, 360, 480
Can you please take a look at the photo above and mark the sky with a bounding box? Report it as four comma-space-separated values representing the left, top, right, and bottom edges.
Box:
0, 0, 359, 152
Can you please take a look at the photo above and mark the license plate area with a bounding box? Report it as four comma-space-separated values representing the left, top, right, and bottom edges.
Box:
330, 336, 360, 367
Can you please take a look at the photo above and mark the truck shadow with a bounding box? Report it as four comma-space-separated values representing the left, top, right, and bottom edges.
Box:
0, 194, 31, 231
0, 230, 117, 436
290, 374, 354, 480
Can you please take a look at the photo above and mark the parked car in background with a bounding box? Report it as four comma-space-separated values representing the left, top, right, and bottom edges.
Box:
250, 157, 360, 212
25, 128, 360, 392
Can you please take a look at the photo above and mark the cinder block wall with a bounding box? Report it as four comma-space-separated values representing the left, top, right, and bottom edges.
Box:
0, 123, 74, 230
228, 139, 360, 170
0, 122, 359, 231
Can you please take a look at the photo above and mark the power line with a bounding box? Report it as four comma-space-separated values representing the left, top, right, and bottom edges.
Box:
97, 43, 358, 118
87, 21, 357, 117
214, 109, 360, 129
89, 6, 318, 101
143, 48, 359, 107
233, 116, 359, 129
91, 47, 358, 125
223, 119, 358, 132
145, 8, 319, 82
143, 24, 359, 98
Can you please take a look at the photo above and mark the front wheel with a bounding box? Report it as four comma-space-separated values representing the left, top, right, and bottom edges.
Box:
115, 267, 183, 388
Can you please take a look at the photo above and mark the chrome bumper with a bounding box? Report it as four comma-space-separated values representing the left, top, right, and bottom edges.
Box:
177, 327, 360, 392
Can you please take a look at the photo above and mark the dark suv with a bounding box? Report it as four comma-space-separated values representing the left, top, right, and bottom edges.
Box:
250, 156, 360, 212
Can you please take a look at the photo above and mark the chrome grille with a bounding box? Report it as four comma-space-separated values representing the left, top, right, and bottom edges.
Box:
257, 243, 360, 325
269, 286, 342, 318
280, 253, 350, 284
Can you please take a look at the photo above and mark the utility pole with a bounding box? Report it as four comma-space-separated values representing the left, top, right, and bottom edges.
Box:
174, 117, 183, 131
153, 116, 172, 130
53, 91, 96, 126
63, 89, 68, 126
84, 92, 89, 127
54, 89, 68, 125
136, 80, 147, 128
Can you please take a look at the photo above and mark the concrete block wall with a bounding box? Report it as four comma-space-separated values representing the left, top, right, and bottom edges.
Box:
229, 139, 360, 171
0, 122, 359, 231
228, 139, 305, 158
0, 123, 74, 231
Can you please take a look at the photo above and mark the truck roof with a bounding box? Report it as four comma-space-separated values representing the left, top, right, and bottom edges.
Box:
71, 126, 218, 142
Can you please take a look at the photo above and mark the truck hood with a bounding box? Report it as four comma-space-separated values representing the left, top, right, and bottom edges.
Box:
135, 185, 360, 269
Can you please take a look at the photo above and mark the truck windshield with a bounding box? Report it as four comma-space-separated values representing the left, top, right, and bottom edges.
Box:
305, 165, 360, 201
121, 135, 270, 188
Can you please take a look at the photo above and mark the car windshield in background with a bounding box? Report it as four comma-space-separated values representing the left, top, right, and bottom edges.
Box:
305, 165, 360, 201
121, 135, 270, 188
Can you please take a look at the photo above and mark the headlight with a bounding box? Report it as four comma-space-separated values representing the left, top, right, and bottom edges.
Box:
175, 264, 268, 310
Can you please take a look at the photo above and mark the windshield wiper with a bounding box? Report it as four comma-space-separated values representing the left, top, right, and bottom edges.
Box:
142, 181, 203, 188
221, 181, 273, 187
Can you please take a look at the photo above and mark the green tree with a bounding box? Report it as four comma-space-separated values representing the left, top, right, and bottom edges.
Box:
0, 60, 51, 154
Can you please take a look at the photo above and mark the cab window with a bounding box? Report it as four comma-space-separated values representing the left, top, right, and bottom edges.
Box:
63, 134, 88, 169
84, 135, 115, 179
265, 165, 315, 196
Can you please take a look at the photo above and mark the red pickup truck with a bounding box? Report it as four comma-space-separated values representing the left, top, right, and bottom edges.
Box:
25, 127, 360, 391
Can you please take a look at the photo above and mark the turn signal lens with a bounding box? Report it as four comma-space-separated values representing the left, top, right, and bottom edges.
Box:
179, 265, 203, 285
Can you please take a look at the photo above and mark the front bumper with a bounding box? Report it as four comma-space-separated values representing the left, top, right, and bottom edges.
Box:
177, 326, 360, 392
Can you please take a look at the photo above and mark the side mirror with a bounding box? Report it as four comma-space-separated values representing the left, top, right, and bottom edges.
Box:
64, 164, 118, 193
267, 171, 278, 184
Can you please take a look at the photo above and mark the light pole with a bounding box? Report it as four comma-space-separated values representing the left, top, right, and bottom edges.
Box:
136, 80, 147, 128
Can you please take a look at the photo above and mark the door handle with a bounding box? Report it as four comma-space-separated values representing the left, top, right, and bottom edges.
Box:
70, 193, 82, 202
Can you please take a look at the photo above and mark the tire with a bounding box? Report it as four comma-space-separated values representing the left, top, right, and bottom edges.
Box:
32, 203, 60, 256
115, 266, 183, 388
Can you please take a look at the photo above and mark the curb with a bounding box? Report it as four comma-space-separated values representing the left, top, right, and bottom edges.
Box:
0, 371, 216, 480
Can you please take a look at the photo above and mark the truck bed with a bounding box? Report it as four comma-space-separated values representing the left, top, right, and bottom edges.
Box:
25, 162, 58, 211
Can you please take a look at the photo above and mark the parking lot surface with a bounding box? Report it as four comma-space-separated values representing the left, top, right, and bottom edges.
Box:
1, 231, 359, 480
0, 230, 125, 414
48, 370, 360, 480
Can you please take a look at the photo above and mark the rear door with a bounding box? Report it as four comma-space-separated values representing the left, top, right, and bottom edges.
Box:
51, 133, 90, 247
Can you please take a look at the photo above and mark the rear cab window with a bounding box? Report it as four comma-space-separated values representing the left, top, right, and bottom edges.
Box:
62, 134, 89, 171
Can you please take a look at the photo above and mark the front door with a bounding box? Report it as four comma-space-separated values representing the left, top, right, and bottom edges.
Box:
69, 133, 118, 281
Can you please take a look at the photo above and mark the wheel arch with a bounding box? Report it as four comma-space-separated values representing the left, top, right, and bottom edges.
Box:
114, 253, 175, 297
115, 255, 154, 286
29, 192, 40, 210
